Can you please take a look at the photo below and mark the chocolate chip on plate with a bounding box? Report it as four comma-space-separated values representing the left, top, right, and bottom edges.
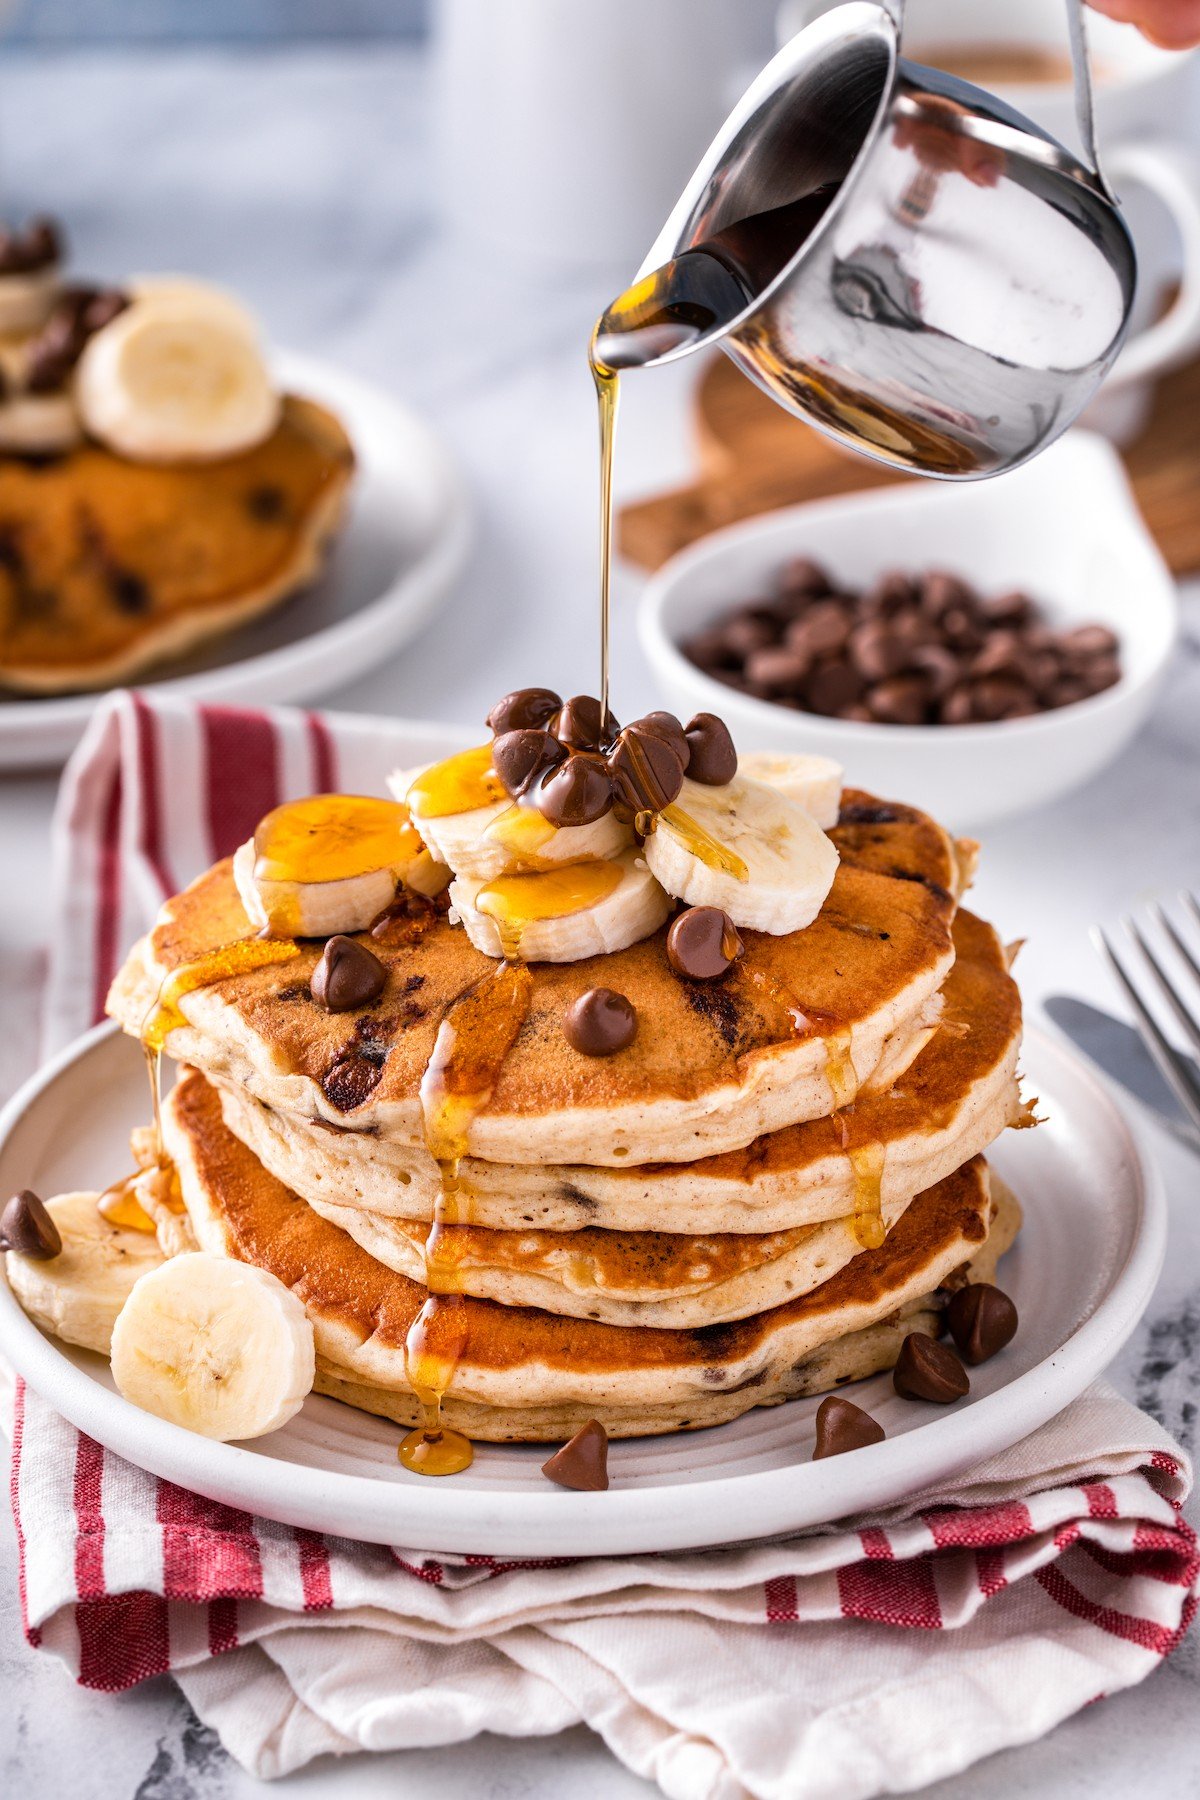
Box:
666, 905, 743, 981
608, 723, 685, 813
537, 752, 614, 826
486, 687, 561, 736
542, 1419, 609, 1491
683, 712, 737, 786
945, 1283, 1018, 1366
0, 1190, 62, 1259
492, 727, 566, 797
311, 935, 387, 1012
563, 987, 637, 1056
893, 1332, 970, 1403
812, 1395, 885, 1459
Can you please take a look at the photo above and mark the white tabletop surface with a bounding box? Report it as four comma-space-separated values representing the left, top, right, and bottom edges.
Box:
1, 41, 1200, 1800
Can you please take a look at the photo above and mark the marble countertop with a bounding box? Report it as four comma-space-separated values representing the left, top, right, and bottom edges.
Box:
1, 40, 1200, 1800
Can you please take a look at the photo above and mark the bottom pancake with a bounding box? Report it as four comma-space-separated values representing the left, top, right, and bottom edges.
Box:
162, 1067, 1022, 1440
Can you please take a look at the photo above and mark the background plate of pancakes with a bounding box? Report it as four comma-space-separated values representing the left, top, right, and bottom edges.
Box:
0, 350, 471, 770
0, 1020, 1165, 1557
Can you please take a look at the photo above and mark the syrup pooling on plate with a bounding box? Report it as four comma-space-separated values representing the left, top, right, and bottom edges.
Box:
407, 744, 505, 818
476, 861, 622, 962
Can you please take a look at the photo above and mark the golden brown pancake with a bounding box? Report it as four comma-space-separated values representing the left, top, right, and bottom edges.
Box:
0, 395, 354, 693
213, 909, 1021, 1253
162, 1066, 1020, 1439
110, 793, 960, 1166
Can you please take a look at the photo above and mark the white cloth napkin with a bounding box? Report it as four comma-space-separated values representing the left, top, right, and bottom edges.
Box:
7, 691, 1194, 1797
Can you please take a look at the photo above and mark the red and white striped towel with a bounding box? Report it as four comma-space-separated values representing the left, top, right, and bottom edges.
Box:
7, 690, 1197, 1795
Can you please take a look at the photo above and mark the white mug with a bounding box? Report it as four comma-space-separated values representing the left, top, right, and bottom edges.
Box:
778, 0, 1200, 443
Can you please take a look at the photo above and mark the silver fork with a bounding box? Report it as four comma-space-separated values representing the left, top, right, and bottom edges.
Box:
1093, 894, 1200, 1144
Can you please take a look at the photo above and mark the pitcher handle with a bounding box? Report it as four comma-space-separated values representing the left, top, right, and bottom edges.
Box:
1065, 0, 1116, 200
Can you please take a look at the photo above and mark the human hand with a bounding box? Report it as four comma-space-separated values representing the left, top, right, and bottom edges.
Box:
1088, 0, 1200, 49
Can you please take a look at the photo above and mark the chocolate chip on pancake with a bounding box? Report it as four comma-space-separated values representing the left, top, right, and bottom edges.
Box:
667, 906, 742, 981
537, 752, 614, 826
607, 722, 685, 813
321, 1044, 386, 1112
311, 936, 387, 1013
542, 1419, 609, 1490
683, 712, 736, 786
812, 1395, 885, 1458
0, 1190, 61, 1259
893, 1332, 969, 1403
486, 687, 562, 735
493, 727, 566, 797
563, 987, 637, 1057
946, 1282, 1018, 1365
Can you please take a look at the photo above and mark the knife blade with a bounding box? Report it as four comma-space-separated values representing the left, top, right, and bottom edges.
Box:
1045, 994, 1200, 1150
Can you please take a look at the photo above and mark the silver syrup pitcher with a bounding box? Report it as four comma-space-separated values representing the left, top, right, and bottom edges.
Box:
596, 0, 1136, 478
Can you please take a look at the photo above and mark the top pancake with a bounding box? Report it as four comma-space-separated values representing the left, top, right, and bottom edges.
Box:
109, 793, 962, 1167
0, 395, 354, 694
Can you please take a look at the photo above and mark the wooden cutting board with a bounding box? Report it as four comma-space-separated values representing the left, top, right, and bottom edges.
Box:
618, 350, 1200, 576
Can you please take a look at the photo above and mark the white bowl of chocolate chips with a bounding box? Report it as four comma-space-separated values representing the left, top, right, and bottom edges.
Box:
638, 431, 1177, 830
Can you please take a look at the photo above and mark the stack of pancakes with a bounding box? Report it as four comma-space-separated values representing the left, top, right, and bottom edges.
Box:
109, 793, 1026, 1444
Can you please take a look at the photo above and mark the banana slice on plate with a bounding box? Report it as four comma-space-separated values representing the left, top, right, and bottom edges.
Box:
398, 747, 631, 881
75, 290, 280, 462
6, 1191, 165, 1355
736, 752, 843, 830
451, 849, 669, 962
644, 774, 839, 936
233, 794, 449, 938
110, 1252, 315, 1440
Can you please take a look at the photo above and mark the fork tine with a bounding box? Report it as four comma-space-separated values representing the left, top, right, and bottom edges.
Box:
1092, 926, 1200, 1131
1154, 902, 1200, 1001
1126, 913, 1200, 1061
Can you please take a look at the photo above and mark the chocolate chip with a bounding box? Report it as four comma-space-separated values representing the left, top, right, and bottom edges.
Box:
608, 724, 685, 813
81, 288, 129, 335
946, 1283, 1018, 1365
637, 710, 689, 765
246, 483, 286, 522
893, 1332, 969, 1403
812, 1395, 885, 1458
563, 987, 637, 1056
981, 590, 1034, 628
493, 727, 566, 797
792, 598, 851, 659
940, 686, 974, 725
1061, 623, 1118, 660
537, 752, 614, 826
541, 1419, 609, 1490
322, 1047, 385, 1111
24, 337, 75, 394
780, 555, 831, 596
108, 569, 150, 614
553, 694, 617, 751
486, 687, 562, 735
311, 936, 387, 1012
685, 627, 741, 672
805, 658, 864, 716
1078, 655, 1120, 697
722, 611, 777, 658
862, 570, 918, 616
666, 905, 743, 980
683, 712, 737, 786
745, 645, 810, 697
848, 618, 907, 683
0, 1190, 61, 1259
17, 216, 61, 269
920, 571, 976, 620
865, 675, 928, 725
909, 643, 960, 699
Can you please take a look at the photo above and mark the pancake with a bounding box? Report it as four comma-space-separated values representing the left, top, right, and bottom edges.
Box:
161, 1066, 1021, 1439
0, 395, 354, 694
110, 794, 962, 1167
214, 909, 1021, 1247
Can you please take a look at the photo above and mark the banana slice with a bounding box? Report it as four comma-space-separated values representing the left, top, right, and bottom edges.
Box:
451, 849, 669, 962
0, 268, 59, 335
736, 752, 843, 830
110, 1252, 314, 1440
128, 274, 262, 343
233, 794, 449, 938
6, 1191, 165, 1355
397, 749, 631, 881
0, 389, 82, 455
644, 774, 839, 936
75, 292, 280, 463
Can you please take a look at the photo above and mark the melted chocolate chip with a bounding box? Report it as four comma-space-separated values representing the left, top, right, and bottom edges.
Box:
637, 710, 688, 764
311, 936, 387, 1012
322, 1047, 386, 1111
81, 288, 129, 335
541, 1419, 609, 1491
108, 569, 150, 614
246, 483, 287, 522
486, 687, 562, 735
946, 1283, 1018, 1366
492, 727, 566, 797
666, 906, 743, 981
683, 712, 737, 786
812, 1395, 885, 1458
563, 987, 637, 1057
893, 1332, 969, 1403
607, 724, 685, 814
536, 753, 614, 827
0, 1190, 61, 1259
553, 694, 617, 751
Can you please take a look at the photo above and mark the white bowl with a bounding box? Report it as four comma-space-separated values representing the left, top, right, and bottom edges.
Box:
638, 431, 1176, 829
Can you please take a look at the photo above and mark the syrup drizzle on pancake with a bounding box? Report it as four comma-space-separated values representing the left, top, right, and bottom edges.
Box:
823, 1028, 886, 1251
403, 960, 534, 1475
476, 861, 622, 962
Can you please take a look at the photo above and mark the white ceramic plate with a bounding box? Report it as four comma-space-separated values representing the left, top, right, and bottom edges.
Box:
0, 351, 472, 769
0, 1023, 1164, 1557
